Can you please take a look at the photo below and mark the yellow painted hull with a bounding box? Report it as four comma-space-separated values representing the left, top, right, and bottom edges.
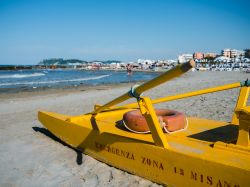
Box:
38, 109, 250, 187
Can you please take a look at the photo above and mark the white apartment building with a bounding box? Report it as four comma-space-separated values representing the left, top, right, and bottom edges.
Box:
178, 54, 193, 63
222, 49, 245, 58
137, 59, 155, 65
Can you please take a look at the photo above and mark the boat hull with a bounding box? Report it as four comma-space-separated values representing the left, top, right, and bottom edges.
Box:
38, 111, 250, 187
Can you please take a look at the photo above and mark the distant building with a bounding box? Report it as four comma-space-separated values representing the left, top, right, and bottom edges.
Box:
231, 49, 245, 58
204, 53, 217, 58
222, 49, 245, 58
222, 49, 231, 58
178, 54, 193, 63
193, 52, 203, 60
137, 59, 155, 65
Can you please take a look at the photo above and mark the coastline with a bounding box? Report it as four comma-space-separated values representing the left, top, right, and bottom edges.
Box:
0, 70, 247, 96
0, 69, 162, 94
0, 71, 249, 186
0, 82, 135, 98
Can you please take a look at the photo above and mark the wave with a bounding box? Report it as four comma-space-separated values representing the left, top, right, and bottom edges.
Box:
0, 74, 111, 86
0, 73, 46, 79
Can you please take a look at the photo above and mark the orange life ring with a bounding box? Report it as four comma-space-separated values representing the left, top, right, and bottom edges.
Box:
123, 109, 187, 133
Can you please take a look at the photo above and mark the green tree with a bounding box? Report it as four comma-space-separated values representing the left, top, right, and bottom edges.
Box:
244, 49, 250, 58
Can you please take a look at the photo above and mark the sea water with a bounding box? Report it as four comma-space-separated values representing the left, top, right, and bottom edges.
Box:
0, 69, 160, 91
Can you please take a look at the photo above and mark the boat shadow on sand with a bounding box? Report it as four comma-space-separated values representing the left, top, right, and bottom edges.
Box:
32, 116, 131, 166
32, 126, 83, 165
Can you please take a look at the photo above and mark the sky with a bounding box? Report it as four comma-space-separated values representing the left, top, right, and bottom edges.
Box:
0, 0, 249, 65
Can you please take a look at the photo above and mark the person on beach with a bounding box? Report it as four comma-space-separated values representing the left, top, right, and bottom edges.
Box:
126, 64, 133, 75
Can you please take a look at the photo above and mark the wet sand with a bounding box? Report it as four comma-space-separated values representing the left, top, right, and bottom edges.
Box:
0, 71, 249, 186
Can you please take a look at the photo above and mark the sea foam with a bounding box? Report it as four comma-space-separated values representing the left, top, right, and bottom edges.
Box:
0, 73, 45, 79
0, 74, 110, 86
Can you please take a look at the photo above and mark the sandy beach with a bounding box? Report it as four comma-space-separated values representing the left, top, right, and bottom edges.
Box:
0, 71, 249, 186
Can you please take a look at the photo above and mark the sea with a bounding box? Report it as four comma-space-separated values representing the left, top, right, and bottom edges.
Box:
0, 69, 160, 92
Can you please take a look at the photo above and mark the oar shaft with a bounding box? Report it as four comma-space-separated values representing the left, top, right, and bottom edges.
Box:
135, 60, 195, 94
93, 60, 195, 114
94, 92, 131, 113
119, 82, 241, 109
152, 82, 241, 104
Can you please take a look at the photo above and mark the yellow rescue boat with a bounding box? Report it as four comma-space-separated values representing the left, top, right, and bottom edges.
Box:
38, 60, 250, 187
